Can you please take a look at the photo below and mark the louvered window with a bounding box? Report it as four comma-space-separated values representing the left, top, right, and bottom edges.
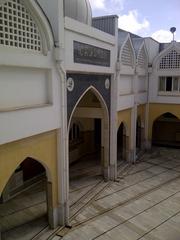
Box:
159, 50, 180, 69
0, 0, 42, 51
121, 40, 133, 66
138, 47, 147, 68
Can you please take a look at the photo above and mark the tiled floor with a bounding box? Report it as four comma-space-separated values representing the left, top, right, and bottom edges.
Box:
1, 147, 180, 240
0, 179, 48, 240
54, 147, 180, 240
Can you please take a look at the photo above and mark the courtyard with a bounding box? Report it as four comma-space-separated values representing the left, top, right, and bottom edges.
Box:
51, 147, 180, 240
1, 147, 180, 240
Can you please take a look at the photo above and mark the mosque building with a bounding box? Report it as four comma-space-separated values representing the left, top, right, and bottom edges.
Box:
0, 0, 179, 237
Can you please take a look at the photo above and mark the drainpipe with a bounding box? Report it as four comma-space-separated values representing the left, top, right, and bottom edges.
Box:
110, 60, 120, 180
52, 0, 70, 227
131, 64, 138, 163
110, 16, 119, 181
145, 66, 152, 149
55, 50, 69, 226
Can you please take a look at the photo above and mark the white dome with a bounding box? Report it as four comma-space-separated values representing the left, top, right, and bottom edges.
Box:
64, 0, 92, 25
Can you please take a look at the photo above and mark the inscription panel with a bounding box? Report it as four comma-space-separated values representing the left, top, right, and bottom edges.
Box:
74, 41, 111, 67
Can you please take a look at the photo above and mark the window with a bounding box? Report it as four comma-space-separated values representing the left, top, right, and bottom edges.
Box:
159, 77, 166, 91
0, 0, 42, 51
166, 77, 172, 91
159, 76, 180, 93
121, 40, 134, 67
159, 50, 180, 69
138, 47, 147, 68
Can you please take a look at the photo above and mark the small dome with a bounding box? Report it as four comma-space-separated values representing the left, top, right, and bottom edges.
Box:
64, 0, 92, 25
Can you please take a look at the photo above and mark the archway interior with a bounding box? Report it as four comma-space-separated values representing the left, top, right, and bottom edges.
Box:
152, 112, 180, 148
0, 158, 49, 237
69, 90, 107, 206
117, 122, 127, 163
136, 117, 142, 152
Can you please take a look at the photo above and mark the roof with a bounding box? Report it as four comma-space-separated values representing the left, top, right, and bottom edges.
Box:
118, 29, 129, 48
131, 38, 144, 56
118, 29, 143, 53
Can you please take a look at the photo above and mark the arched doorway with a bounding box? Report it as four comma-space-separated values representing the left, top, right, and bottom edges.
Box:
117, 122, 127, 162
68, 87, 109, 202
0, 157, 53, 239
136, 117, 142, 152
152, 112, 180, 148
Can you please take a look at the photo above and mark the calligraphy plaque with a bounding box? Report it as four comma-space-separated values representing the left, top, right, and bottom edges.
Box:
74, 41, 110, 67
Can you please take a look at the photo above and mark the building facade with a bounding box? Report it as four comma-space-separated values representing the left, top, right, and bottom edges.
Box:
0, 0, 179, 236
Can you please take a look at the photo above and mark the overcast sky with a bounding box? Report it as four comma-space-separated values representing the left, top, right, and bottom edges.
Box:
89, 0, 180, 43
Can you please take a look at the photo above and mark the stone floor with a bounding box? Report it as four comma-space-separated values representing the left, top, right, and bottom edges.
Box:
1, 147, 180, 240
52, 147, 180, 240
0, 179, 48, 240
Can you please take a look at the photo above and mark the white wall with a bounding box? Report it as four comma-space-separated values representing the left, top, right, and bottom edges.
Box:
0, 67, 52, 110
64, 17, 116, 74
0, 49, 61, 145
117, 95, 134, 111
144, 38, 159, 65
118, 75, 133, 95
149, 72, 180, 104
137, 76, 146, 93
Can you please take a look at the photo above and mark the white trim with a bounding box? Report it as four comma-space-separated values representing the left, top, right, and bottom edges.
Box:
68, 86, 109, 132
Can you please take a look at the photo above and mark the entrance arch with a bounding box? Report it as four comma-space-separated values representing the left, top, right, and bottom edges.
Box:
68, 87, 110, 181
117, 122, 128, 162
136, 116, 142, 151
0, 157, 54, 237
152, 112, 180, 147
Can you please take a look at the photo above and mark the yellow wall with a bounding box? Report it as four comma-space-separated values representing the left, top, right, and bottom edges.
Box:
137, 104, 146, 124
149, 103, 180, 139
117, 108, 131, 136
0, 131, 58, 207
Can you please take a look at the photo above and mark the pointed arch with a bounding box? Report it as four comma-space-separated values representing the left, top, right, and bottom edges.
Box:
117, 122, 129, 161
153, 42, 180, 70
136, 116, 142, 149
154, 112, 179, 122
137, 44, 148, 69
117, 121, 129, 137
68, 86, 110, 180
0, 0, 54, 54
0, 156, 55, 232
119, 34, 136, 68
152, 112, 180, 147
68, 86, 109, 131
1, 155, 52, 196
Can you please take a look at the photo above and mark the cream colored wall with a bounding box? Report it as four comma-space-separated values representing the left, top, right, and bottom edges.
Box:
149, 103, 180, 139
0, 131, 58, 208
137, 104, 146, 124
69, 118, 96, 163
117, 109, 131, 136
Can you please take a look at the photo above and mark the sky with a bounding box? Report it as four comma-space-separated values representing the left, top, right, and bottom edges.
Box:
89, 0, 180, 43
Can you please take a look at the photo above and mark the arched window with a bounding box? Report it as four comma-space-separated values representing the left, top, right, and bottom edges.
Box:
159, 50, 180, 69
0, 0, 42, 51
121, 39, 134, 67
138, 47, 147, 68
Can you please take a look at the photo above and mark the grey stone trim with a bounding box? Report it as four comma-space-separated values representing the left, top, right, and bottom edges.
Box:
67, 73, 111, 122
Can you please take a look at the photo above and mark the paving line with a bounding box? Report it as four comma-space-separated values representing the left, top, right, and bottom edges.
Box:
137, 210, 180, 240
39, 180, 112, 240
69, 174, 180, 229
0, 200, 46, 218
33, 149, 180, 239
35, 171, 180, 239
90, 183, 180, 240
95, 167, 179, 201
70, 179, 102, 208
